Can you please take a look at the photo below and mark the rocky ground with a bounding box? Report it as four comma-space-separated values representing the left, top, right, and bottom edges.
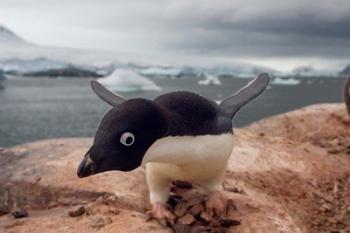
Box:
0, 103, 350, 233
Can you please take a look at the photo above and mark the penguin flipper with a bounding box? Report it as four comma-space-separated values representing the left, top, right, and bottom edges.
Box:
91, 80, 125, 106
219, 73, 270, 118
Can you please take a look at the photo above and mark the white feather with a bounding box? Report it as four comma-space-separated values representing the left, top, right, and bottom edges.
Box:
143, 133, 234, 204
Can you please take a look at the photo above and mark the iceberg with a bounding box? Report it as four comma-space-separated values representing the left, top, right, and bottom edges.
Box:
198, 74, 222, 86
98, 69, 161, 92
272, 77, 301, 86
139, 67, 182, 77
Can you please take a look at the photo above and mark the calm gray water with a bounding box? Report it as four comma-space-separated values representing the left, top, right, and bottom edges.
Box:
0, 76, 346, 147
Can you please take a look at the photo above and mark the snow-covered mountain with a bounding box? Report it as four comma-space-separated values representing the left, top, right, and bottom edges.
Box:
0, 25, 28, 46
289, 65, 337, 77
4, 25, 345, 79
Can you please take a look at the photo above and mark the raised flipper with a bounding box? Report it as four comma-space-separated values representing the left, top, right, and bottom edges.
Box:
90, 80, 125, 106
219, 73, 270, 118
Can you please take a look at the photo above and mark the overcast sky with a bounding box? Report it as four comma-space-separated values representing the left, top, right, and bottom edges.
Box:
1, 0, 350, 71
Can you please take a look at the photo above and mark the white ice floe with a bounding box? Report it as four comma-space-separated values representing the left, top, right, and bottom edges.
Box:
272, 77, 301, 86
139, 67, 182, 77
98, 69, 161, 92
198, 74, 222, 86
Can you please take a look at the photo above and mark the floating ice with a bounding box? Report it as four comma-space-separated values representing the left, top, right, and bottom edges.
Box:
98, 69, 161, 92
272, 77, 301, 85
198, 75, 222, 86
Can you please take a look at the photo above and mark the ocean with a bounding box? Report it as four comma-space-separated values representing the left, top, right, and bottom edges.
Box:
0, 76, 346, 147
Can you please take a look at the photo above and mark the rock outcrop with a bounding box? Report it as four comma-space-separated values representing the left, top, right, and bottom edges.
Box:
0, 103, 350, 233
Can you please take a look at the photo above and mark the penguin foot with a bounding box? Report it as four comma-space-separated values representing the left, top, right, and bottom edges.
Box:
147, 203, 175, 225
205, 191, 227, 216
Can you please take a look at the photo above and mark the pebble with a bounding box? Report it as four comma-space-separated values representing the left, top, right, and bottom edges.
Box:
177, 213, 195, 225
12, 208, 29, 218
160, 182, 240, 233
219, 219, 241, 228
188, 204, 204, 216
68, 206, 85, 217
321, 203, 332, 211
172, 224, 190, 233
89, 216, 112, 229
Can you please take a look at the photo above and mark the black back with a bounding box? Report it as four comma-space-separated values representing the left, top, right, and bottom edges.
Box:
154, 91, 233, 136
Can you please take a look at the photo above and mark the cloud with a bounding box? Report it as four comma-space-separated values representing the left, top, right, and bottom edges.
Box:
0, 0, 350, 69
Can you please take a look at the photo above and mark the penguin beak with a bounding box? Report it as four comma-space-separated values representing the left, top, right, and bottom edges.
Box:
77, 151, 97, 178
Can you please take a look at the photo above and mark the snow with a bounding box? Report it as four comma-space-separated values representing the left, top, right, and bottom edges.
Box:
272, 77, 301, 86
98, 69, 161, 92
290, 66, 337, 77
198, 74, 222, 86
139, 67, 182, 77
0, 25, 345, 80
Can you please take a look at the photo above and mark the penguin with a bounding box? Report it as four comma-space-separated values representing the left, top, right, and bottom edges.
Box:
77, 73, 270, 221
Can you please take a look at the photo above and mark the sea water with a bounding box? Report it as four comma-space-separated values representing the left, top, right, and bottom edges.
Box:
0, 76, 346, 147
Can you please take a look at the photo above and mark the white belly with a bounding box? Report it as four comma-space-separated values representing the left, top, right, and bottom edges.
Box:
143, 133, 234, 182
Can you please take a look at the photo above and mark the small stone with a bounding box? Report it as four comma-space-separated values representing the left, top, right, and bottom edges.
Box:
174, 202, 188, 217
225, 199, 237, 214
177, 214, 195, 225
89, 216, 112, 229
172, 223, 191, 233
199, 211, 212, 222
168, 195, 182, 209
188, 204, 204, 216
321, 203, 332, 211
12, 208, 29, 218
109, 207, 120, 215
225, 186, 245, 194
68, 206, 85, 217
219, 219, 240, 228
328, 218, 338, 224
190, 226, 215, 233
185, 197, 202, 209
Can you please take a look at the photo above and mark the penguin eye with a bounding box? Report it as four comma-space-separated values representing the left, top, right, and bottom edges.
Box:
120, 132, 135, 146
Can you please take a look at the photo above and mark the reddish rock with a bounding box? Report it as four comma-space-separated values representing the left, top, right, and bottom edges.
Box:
1, 104, 350, 233
68, 206, 85, 217
177, 214, 195, 225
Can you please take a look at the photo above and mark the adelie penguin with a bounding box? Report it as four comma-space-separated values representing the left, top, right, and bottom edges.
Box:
77, 73, 270, 221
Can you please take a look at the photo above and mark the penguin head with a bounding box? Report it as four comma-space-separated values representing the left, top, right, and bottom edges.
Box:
77, 82, 168, 178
